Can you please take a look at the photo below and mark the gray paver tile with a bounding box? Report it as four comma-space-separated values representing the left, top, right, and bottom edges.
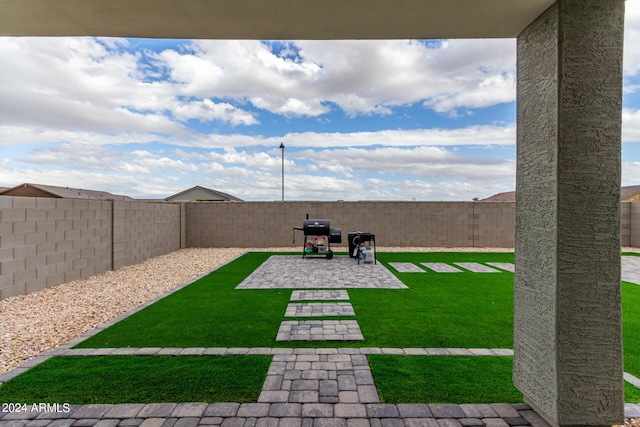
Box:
486, 263, 515, 273
380, 419, 404, 427
290, 391, 320, 403
1, 412, 40, 421
220, 418, 246, 427
134, 348, 162, 355
243, 417, 257, 427
278, 419, 302, 427
94, 421, 119, 427
467, 349, 494, 356
365, 406, 398, 418
155, 348, 183, 356
269, 404, 302, 418
338, 392, 360, 403
199, 418, 223, 425
302, 404, 334, 418
453, 263, 500, 273
72, 406, 114, 420
179, 348, 205, 356
458, 419, 483, 427
346, 419, 370, 427
171, 404, 208, 418
625, 403, 640, 418
502, 418, 528, 426
402, 349, 428, 356
203, 404, 240, 418
388, 263, 425, 273
138, 406, 178, 419
334, 405, 367, 418
103, 405, 146, 419
0, 421, 29, 427
173, 417, 199, 427
481, 419, 509, 427
118, 419, 144, 426
403, 419, 439, 427
420, 263, 462, 273
396, 405, 432, 418
258, 390, 289, 403
255, 419, 279, 427
459, 406, 497, 419
236, 405, 271, 418
48, 421, 76, 427
428, 405, 465, 419
435, 420, 462, 427
161, 419, 177, 427
624, 372, 640, 388
518, 411, 551, 427
357, 386, 380, 404
202, 348, 228, 355
72, 419, 100, 426
25, 421, 53, 427
312, 419, 347, 427
140, 418, 167, 427
488, 405, 519, 419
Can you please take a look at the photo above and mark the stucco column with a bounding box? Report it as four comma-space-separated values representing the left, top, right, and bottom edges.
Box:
514, 1, 625, 426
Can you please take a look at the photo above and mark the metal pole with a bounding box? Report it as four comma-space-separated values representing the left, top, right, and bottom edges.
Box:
279, 142, 285, 201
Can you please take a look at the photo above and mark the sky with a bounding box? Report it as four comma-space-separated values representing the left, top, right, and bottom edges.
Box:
1, 4, 640, 201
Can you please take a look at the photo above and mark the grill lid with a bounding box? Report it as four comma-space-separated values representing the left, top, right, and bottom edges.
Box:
303, 219, 331, 234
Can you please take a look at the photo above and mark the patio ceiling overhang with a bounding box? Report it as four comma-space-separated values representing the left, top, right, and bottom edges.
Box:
0, 0, 556, 39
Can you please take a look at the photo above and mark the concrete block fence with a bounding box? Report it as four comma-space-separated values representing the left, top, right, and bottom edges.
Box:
0, 195, 637, 299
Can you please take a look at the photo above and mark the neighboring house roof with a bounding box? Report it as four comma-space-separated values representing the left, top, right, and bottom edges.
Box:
482, 186, 640, 202
621, 185, 640, 200
165, 185, 243, 202
0, 187, 9, 193
481, 191, 516, 202
0, 183, 133, 200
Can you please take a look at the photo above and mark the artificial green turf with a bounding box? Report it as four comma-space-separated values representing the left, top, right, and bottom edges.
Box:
623, 280, 640, 379
76, 252, 515, 349
356, 252, 515, 348
368, 355, 523, 404
77, 252, 292, 348
0, 356, 271, 404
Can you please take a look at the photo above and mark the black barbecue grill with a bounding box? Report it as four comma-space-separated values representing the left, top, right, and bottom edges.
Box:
293, 216, 342, 259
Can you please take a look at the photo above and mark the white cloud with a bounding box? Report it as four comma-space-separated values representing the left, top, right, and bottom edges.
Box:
152, 39, 516, 117
625, 0, 640, 77
169, 99, 258, 126
623, 108, 640, 143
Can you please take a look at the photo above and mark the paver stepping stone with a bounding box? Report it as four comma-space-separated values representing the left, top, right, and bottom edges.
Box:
388, 263, 426, 273
453, 263, 501, 273
259, 352, 379, 404
486, 263, 515, 273
420, 263, 463, 273
291, 290, 350, 301
236, 256, 408, 289
622, 255, 640, 285
276, 320, 364, 341
285, 303, 356, 317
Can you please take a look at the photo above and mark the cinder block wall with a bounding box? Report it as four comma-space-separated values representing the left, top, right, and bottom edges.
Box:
0, 196, 182, 299
622, 201, 631, 246
630, 202, 640, 247
112, 201, 181, 269
185, 201, 514, 248
0, 196, 112, 299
